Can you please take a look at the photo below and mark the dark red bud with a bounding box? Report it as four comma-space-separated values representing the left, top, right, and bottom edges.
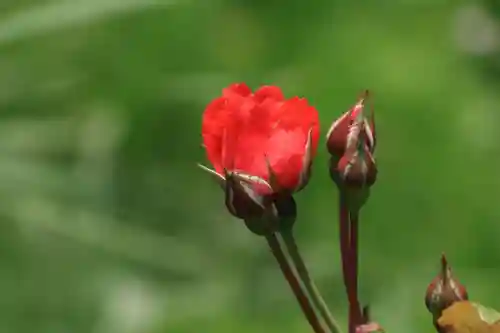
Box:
425, 254, 469, 322
326, 91, 376, 158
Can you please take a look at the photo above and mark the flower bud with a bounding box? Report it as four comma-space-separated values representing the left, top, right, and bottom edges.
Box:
425, 254, 469, 322
330, 121, 377, 188
329, 120, 377, 213
326, 90, 375, 158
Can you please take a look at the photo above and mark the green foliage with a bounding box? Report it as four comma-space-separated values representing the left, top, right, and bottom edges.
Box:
473, 303, 500, 325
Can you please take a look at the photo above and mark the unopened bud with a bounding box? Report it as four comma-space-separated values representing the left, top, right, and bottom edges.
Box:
425, 254, 469, 321
326, 90, 376, 158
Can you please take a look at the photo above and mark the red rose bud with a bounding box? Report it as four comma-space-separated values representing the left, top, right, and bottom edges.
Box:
334, 121, 377, 189
425, 254, 469, 322
330, 123, 377, 213
326, 90, 376, 159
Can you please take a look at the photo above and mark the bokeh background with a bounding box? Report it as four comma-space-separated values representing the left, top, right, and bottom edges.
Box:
1, 0, 500, 332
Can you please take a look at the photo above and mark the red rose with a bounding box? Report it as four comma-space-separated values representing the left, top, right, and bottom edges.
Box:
201, 83, 320, 194
326, 90, 376, 158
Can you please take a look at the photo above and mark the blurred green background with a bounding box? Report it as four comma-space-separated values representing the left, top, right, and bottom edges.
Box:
1, 0, 500, 332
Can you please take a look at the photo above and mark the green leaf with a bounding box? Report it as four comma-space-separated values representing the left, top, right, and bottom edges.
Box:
472, 302, 500, 325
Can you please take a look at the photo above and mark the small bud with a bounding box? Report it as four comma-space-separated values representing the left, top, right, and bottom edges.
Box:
329, 126, 377, 213
425, 254, 469, 322
326, 90, 376, 158
329, 117, 377, 188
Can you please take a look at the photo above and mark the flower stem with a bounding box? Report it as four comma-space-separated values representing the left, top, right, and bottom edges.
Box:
349, 211, 361, 333
265, 233, 326, 333
338, 195, 351, 302
280, 228, 343, 333
339, 194, 361, 333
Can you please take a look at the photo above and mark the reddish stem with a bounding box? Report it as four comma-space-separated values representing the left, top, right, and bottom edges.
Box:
266, 234, 326, 333
349, 212, 361, 332
338, 195, 351, 299
339, 195, 358, 333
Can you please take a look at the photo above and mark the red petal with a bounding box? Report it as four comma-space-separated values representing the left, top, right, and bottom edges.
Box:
201, 84, 319, 193
222, 83, 252, 98
202, 83, 255, 173
231, 97, 319, 191
202, 97, 231, 173
253, 85, 284, 103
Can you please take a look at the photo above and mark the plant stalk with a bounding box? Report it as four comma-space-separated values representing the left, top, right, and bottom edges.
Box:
266, 233, 326, 333
339, 194, 351, 299
339, 194, 362, 333
280, 228, 343, 333
349, 212, 361, 332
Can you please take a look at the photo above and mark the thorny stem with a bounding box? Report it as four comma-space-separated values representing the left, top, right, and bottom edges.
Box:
280, 228, 343, 333
265, 234, 326, 333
